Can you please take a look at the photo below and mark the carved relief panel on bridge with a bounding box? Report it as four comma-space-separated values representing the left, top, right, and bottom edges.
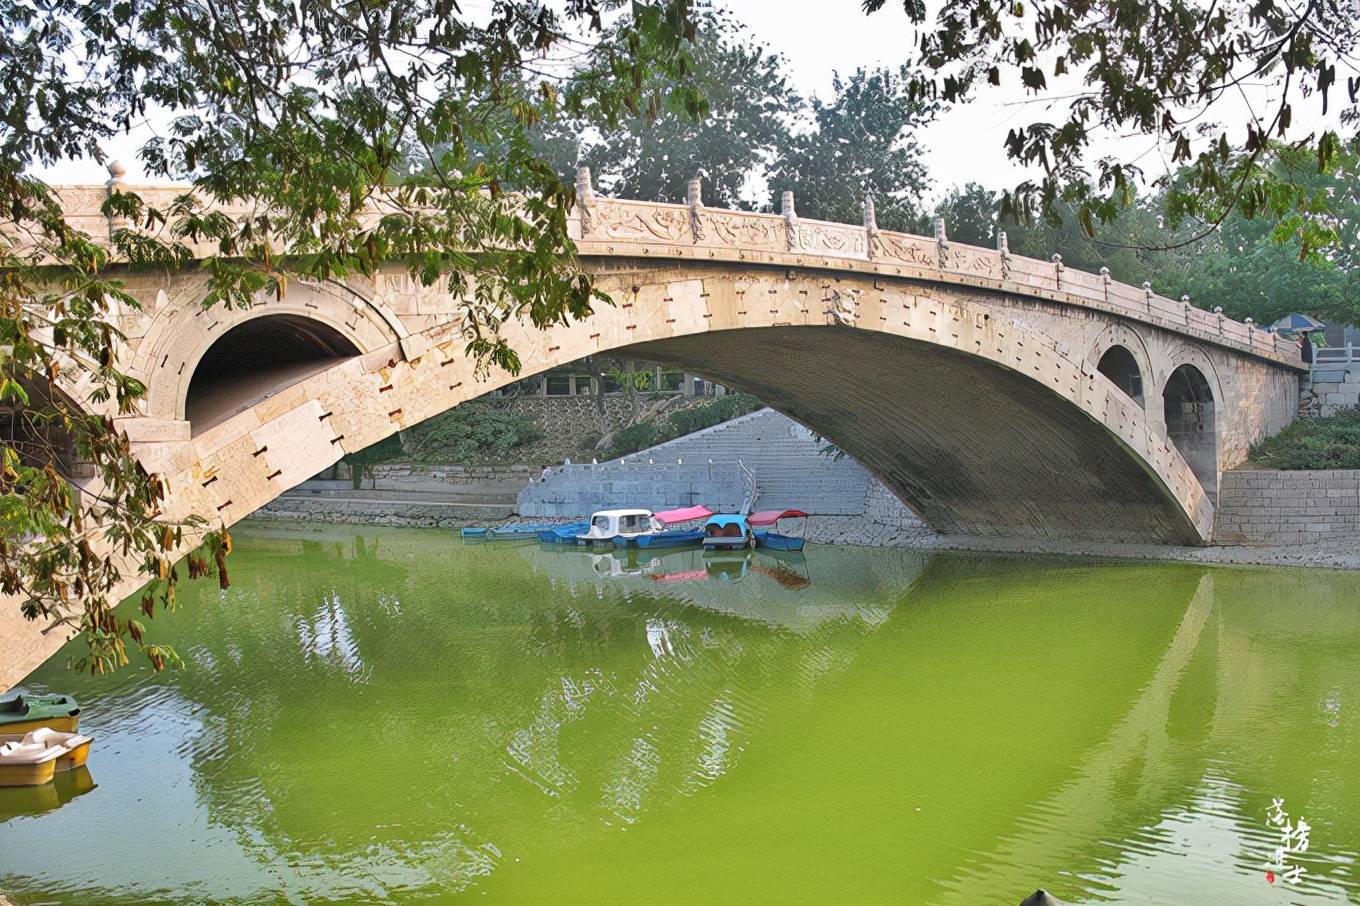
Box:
870, 232, 939, 269
793, 222, 866, 258
705, 210, 784, 251
941, 247, 1003, 280
588, 200, 691, 244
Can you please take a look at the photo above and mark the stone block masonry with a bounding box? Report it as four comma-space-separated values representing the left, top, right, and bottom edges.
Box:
1215, 470, 1360, 545
1301, 361, 1360, 417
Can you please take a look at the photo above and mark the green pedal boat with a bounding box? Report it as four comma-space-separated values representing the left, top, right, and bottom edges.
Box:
0, 694, 81, 735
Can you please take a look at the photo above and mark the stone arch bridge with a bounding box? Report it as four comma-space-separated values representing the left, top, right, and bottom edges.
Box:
1, 172, 1303, 683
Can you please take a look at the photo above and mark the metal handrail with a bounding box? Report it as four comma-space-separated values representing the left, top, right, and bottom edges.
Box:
737, 458, 758, 515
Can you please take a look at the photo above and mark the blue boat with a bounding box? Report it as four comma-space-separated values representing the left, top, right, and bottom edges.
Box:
464, 521, 571, 541
702, 514, 753, 550
634, 506, 713, 549
749, 509, 810, 551
635, 529, 706, 548
537, 522, 590, 543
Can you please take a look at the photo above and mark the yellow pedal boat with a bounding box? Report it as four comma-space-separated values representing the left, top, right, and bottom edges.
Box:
0, 728, 95, 787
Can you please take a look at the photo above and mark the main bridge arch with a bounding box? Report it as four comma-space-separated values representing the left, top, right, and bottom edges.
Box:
140, 260, 1216, 547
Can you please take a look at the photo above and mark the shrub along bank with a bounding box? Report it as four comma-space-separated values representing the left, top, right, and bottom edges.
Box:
1251, 407, 1360, 469
404, 403, 545, 463
607, 393, 761, 458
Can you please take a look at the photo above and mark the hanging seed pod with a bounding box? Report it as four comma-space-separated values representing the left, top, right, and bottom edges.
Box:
141, 594, 154, 618
215, 547, 230, 590
221, 530, 233, 555
160, 525, 174, 550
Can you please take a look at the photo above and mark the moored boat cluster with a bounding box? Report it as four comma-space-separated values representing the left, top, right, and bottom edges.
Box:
462, 506, 811, 552
0, 694, 93, 788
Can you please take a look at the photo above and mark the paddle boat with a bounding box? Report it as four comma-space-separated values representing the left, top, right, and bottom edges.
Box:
0, 728, 94, 787
481, 521, 568, 540
0, 694, 80, 735
749, 509, 810, 551
537, 521, 591, 543
702, 513, 754, 550
463, 521, 576, 541
576, 509, 659, 546
634, 505, 714, 548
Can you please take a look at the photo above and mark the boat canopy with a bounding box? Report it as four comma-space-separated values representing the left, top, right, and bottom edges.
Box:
653, 505, 714, 525
747, 509, 809, 526
590, 508, 654, 519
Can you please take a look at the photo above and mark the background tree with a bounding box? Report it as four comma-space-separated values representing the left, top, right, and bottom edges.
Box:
1174, 146, 1360, 326
769, 68, 933, 230
0, 0, 696, 672
865, 0, 1360, 260
995, 144, 1360, 327
533, 6, 800, 207
934, 183, 1001, 246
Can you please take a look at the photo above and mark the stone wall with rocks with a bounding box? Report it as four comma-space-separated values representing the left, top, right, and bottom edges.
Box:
805, 480, 935, 546
367, 462, 533, 485
256, 495, 514, 528
601, 408, 872, 514
455, 394, 716, 466
1215, 469, 1360, 544
1300, 362, 1360, 417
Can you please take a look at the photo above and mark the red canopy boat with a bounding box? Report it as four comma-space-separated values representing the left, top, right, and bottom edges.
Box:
747, 509, 809, 551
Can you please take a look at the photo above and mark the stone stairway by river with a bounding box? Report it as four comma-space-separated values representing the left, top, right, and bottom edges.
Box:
516, 408, 917, 526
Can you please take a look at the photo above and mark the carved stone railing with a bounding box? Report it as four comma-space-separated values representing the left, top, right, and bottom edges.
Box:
571, 168, 1303, 370
39, 163, 1304, 370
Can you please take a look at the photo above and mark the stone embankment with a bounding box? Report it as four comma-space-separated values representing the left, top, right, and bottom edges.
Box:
257, 495, 514, 528
1214, 470, 1360, 546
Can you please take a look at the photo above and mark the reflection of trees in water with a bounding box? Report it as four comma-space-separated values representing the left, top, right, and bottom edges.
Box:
155, 529, 927, 893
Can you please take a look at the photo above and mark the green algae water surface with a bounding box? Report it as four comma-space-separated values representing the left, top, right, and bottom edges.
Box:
2, 523, 1360, 904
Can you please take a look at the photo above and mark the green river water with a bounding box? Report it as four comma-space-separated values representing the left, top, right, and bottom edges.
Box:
2, 523, 1359, 904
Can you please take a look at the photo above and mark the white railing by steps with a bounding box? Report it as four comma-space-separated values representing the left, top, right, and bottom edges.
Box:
1312, 344, 1360, 376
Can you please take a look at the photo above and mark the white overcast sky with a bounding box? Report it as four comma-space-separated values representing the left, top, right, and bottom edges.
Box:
40, 0, 1321, 205
736, 0, 1038, 198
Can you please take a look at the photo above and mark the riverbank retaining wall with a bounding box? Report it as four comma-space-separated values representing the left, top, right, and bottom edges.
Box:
1301, 362, 1360, 417
1214, 469, 1360, 544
